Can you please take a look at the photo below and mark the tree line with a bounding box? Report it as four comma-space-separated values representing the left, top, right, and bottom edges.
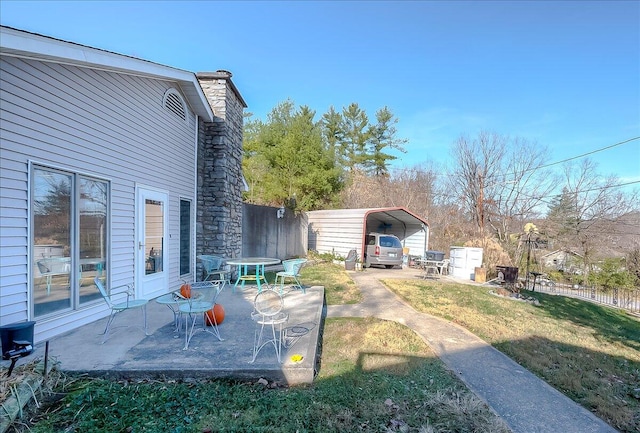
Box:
242, 100, 640, 285
243, 99, 406, 210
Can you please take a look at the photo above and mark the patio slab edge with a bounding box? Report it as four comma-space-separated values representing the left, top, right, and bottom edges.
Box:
53, 286, 326, 386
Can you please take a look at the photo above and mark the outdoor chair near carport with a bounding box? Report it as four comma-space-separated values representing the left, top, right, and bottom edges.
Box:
179, 280, 225, 350
440, 259, 450, 275
197, 255, 229, 284
274, 258, 307, 294
94, 277, 149, 344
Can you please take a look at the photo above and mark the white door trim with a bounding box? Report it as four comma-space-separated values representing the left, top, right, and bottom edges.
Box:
135, 185, 169, 299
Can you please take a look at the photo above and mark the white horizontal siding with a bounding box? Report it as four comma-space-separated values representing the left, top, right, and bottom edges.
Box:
307, 209, 367, 259
0, 153, 30, 324
307, 208, 430, 261
0, 56, 197, 342
404, 233, 428, 257
1, 59, 195, 181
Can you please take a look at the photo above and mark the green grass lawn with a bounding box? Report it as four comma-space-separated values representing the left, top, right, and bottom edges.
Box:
9, 261, 639, 432
23, 317, 508, 433
383, 278, 640, 433
12, 261, 510, 433
267, 260, 362, 305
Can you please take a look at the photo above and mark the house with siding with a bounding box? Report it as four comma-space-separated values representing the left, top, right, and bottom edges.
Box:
0, 26, 246, 343
540, 249, 584, 274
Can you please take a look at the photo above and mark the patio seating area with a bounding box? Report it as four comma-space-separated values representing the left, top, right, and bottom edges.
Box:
26, 283, 325, 385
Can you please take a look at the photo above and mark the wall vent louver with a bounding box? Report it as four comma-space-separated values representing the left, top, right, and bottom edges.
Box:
163, 89, 187, 122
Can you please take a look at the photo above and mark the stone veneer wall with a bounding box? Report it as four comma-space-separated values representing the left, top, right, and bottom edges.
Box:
196, 71, 247, 263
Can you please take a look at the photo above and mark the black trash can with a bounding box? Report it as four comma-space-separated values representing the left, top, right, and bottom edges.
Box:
345, 249, 357, 271
1, 321, 36, 360
425, 250, 445, 261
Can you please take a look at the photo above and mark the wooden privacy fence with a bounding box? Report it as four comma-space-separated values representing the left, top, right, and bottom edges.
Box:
242, 203, 308, 260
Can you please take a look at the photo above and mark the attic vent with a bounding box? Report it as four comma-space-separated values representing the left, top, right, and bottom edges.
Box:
163, 88, 187, 122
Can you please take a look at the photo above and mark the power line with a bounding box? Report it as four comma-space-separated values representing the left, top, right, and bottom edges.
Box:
531, 136, 640, 171
389, 135, 640, 182
565, 180, 640, 194
353, 173, 640, 205
380, 136, 640, 205
499, 180, 640, 208
340, 138, 640, 211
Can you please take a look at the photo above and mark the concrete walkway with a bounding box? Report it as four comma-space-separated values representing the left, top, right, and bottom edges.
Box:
328, 270, 618, 433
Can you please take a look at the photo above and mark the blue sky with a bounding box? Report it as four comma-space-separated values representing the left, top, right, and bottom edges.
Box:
2, 0, 639, 186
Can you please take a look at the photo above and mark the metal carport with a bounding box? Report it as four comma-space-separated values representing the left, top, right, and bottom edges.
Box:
307, 207, 429, 263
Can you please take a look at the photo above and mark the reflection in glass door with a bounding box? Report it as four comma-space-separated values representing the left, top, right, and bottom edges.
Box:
32, 168, 72, 317
145, 199, 163, 274
137, 187, 168, 299
32, 167, 109, 316
79, 178, 108, 305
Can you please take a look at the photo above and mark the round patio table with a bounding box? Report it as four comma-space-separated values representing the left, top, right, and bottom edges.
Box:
226, 257, 281, 293
156, 291, 202, 334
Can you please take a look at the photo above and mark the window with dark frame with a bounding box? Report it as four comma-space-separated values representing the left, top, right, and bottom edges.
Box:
179, 199, 191, 276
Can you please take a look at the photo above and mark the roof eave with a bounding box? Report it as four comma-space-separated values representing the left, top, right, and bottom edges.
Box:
0, 26, 214, 122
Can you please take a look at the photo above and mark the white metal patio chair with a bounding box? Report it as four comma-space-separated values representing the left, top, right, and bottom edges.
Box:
274, 258, 307, 294
250, 289, 289, 363
197, 255, 229, 284
439, 259, 450, 275
94, 277, 149, 344
178, 280, 225, 350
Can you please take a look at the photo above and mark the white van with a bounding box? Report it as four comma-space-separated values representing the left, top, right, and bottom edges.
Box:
364, 233, 403, 268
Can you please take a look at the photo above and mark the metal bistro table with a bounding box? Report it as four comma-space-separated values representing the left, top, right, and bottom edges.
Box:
155, 291, 203, 334
227, 257, 281, 292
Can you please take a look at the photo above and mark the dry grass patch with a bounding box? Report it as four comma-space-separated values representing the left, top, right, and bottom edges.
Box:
318, 317, 433, 377
384, 279, 640, 433
312, 317, 511, 433
1, 358, 69, 432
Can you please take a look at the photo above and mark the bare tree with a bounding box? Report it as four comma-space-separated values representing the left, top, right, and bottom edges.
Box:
448, 131, 553, 246
448, 131, 506, 238
485, 136, 555, 243
545, 159, 638, 277
340, 165, 439, 213
339, 164, 468, 252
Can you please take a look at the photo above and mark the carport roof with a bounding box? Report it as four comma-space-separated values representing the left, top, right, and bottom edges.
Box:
360, 207, 428, 229
309, 207, 428, 228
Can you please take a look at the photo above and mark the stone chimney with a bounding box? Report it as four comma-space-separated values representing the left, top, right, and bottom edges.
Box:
196, 70, 247, 261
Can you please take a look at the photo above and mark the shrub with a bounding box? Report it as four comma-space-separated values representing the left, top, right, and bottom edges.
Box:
588, 258, 636, 291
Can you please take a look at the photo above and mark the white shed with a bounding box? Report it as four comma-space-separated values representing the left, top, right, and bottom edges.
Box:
307, 207, 429, 262
449, 246, 483, 280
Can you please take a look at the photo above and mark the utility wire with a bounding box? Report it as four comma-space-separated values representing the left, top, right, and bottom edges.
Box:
389, 136, 640, 183
531, 136, 640, 171
335, 137, 640, 212
563, 180, 640, 194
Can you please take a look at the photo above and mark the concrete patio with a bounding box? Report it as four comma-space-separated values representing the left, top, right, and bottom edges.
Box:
23, 283, 325, 385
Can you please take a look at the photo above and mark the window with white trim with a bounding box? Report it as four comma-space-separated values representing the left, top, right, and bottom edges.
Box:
32, 165, 109, 318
